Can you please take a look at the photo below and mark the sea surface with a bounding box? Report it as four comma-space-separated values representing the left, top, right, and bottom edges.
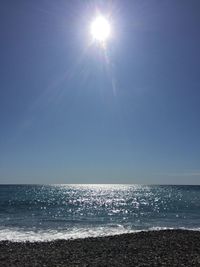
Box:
0, 184, 200, 242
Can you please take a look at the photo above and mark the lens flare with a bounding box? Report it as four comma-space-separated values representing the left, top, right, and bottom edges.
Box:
90, 16, 111, 42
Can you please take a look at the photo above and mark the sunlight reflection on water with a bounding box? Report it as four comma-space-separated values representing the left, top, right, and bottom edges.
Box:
0, 184, 200, 241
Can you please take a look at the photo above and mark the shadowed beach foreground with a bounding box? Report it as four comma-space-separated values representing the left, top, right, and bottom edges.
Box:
0, 230, 200, 266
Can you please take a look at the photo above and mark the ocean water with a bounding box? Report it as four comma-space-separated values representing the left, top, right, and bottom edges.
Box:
0, 184, 200, 242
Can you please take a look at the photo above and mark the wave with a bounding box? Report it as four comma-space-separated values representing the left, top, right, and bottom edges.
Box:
0, 225, 135, 242
0, 225, 200, 242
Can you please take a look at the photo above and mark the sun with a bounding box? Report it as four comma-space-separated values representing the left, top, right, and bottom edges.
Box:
90, 16, 111, 43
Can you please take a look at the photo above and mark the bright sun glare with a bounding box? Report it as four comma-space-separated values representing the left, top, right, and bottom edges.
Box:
90, 16, 111, 43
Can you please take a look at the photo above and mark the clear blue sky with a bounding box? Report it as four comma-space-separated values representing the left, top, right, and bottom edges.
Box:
0, 0, 200, 184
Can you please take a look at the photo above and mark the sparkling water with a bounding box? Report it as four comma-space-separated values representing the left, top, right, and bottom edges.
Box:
0, 184, 200, 241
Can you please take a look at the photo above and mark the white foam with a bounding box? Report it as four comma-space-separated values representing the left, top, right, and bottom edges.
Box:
0, 225, 199, 242
0, 225, 136, 242
149, 226, 200, 231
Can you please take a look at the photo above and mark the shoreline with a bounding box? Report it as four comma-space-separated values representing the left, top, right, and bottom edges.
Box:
1, 227, 200, 243
0, 230, 200, 266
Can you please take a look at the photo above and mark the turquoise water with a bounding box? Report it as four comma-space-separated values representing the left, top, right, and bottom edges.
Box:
0, 184, 200, 241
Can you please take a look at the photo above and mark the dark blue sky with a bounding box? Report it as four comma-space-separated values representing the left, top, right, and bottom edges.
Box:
0, 0, 200, 184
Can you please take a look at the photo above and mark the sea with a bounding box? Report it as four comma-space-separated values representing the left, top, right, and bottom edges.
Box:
0, 184, 200, 242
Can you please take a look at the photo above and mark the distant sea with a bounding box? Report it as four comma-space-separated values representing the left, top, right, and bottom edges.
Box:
0, 184, 200, 242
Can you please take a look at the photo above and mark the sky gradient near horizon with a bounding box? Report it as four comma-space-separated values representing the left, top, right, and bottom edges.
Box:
0, 0, 200, 184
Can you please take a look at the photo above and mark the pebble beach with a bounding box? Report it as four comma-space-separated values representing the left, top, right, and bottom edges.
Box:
0, 230, 200, 266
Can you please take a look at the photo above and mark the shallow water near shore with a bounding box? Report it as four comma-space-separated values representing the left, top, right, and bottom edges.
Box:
0, 184, 200, 242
